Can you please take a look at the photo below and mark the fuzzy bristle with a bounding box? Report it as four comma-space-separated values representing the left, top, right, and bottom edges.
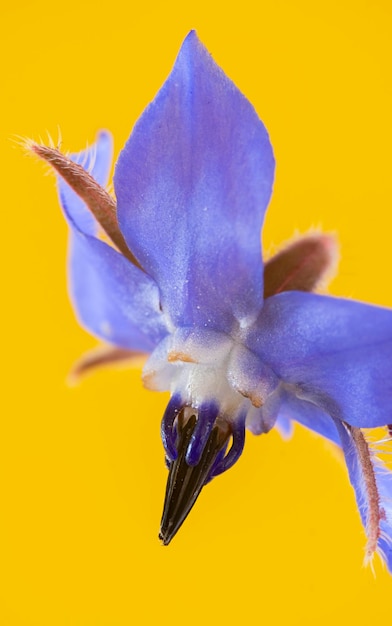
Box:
26, 139, 141, 268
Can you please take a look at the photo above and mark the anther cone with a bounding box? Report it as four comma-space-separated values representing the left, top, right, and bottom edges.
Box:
159, 415, 231, 546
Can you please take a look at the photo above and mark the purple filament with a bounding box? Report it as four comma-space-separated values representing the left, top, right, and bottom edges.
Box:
161, 394, 183, 461
211, 414, 246, 477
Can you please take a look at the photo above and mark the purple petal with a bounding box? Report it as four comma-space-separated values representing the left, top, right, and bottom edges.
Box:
274, 415, 294, 440
247, 385, 340, 444
275, 391, 340, 445
114, 31, 274, 332
333, 421, 392, 572
68, 231, 168, 351
57, 133, 168, 351
246, 291, 392, 428
58, 130, 113, 235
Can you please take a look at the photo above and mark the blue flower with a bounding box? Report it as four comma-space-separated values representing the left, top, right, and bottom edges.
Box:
32, 31, 392, 570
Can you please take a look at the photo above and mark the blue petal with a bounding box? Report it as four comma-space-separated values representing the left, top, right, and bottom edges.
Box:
57, 133, 168, 351
274, 415, 294, 440
275, 391, 340, 445
58, 130, 113, 235
246, 291, 392, 428
114, 31, 274, 332
68, 232, 168, 351
247, 385, 340, 444
333, 421, 392, 572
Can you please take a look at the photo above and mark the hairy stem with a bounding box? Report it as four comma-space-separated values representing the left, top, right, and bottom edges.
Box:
348, 424, 383, 559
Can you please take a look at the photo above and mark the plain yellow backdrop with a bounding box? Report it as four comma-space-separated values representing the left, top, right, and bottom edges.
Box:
2, 0, 392, 624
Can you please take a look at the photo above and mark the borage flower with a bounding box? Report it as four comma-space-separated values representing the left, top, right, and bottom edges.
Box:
31, 31, 392, 570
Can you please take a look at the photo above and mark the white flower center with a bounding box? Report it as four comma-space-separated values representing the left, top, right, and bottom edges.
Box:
143, 327, 280, 429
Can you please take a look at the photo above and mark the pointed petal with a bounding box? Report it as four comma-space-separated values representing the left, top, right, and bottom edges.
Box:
50, 133, 167, 352
333, 421, 392, 572
275, 391, 340, 444
246, 291, 392, 428
68, 231, 168, 351
58, 130, 113, 235
114, 31, 274, 331
274, 415, 294, 440
246, 385, 340, 444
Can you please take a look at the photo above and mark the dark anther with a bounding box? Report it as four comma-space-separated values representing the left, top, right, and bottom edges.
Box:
388, 424, 392, 438
159, 413, 231, 546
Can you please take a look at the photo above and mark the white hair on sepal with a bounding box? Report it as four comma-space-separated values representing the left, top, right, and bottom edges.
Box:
344, 426, 389, 569
45, 130, 55, 149
56, 124, 63, 150
17, 134, 63, 178
13, 128, 63, 154
44, 127, 63, 151
369, 454, 392, 572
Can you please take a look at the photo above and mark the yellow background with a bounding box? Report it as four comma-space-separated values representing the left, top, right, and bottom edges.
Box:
2, 0, 392, 623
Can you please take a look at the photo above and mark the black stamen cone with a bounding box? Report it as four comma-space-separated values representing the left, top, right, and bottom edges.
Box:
159, 414, 231, 546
